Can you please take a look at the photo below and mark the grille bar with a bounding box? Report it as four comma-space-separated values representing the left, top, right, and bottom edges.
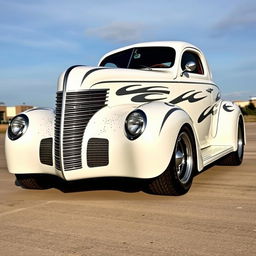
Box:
55, 89, 108, 171
40, 138, 53, 166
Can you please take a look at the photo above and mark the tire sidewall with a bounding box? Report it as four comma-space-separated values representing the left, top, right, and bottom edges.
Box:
236, 119, 245, 164
169, 126, 196, 194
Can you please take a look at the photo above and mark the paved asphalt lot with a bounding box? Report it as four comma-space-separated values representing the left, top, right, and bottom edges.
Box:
0, 123, 255, 256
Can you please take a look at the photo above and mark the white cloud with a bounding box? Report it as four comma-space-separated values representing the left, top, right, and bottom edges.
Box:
0, 24, 78, 49
86, 22, 146, 43
222, 91, 253, 101
1, 36, 77, 50
213, 2, 256, 35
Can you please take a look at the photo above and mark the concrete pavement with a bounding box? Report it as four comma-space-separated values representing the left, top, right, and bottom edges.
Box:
0, 123, 255, 256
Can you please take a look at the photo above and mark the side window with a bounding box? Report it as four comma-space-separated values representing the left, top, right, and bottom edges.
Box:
181, 51, 204, 75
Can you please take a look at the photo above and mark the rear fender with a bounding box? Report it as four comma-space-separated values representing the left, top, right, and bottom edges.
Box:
213, 101, 246, 148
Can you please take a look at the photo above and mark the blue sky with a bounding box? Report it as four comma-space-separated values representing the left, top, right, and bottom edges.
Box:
0, 0, 255, 107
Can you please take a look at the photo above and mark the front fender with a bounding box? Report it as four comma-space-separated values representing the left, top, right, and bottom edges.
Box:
139, 102, 202, 172
5, 108, 59, 177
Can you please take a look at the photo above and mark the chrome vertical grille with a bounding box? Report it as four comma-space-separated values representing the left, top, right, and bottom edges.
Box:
55, 92, 62, 170
55, 89, 108, 171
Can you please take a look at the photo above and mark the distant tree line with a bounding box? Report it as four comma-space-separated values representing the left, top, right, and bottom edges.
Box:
240, 102, 256, 115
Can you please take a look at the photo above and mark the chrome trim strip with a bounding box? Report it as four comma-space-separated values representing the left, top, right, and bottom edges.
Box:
25, 107, 53, 113
91, 80, 219, 89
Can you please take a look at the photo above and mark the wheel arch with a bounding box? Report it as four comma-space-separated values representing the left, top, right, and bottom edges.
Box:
176, 122, 203, 174
138, 102, 202, 174
144, 121, 199, 195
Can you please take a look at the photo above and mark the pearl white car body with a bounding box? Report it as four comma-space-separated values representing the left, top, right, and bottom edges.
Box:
5, 41, 245, 195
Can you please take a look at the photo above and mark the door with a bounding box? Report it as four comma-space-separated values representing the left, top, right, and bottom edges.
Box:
172, 49, 215, 148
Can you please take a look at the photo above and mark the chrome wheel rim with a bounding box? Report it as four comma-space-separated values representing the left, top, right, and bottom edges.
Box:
175, 132, 193, 184
237, 124, 243, 160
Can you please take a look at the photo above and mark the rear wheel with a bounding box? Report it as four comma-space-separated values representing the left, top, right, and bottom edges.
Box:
147, 126, 195, 195
218, 119, 244, 166
15, 174, 52, 189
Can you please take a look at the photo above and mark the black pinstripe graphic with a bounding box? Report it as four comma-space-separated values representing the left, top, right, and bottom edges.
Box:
116, 84, 170, 102
63, 65, 83, 90
169, 90, 207, 104
159, 108, 182, 134
80, 68, 107, 86
223, 103, 234, 112
198, 104, 218, 123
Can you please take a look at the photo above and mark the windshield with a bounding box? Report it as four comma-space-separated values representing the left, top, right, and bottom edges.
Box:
99, 47, 176, 69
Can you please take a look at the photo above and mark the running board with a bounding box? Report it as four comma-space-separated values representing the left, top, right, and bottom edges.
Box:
202, 145, 234, 166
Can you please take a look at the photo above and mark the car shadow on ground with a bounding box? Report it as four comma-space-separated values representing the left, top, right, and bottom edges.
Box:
16, 175, 146, 194
15, 158, 232, 195
15, 164, 221, 195
55, 177, 146, 193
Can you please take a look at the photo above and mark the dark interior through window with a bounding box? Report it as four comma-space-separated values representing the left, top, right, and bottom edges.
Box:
181, 51, 204, 75
100, 49, 133, 68
100, 47, 176, 69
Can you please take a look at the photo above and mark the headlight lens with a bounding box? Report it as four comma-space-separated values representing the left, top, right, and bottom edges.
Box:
8, 114, 29, 140
125, 110, 146, 140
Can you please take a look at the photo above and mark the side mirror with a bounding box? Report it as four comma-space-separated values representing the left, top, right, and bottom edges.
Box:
181, 61, 196, 77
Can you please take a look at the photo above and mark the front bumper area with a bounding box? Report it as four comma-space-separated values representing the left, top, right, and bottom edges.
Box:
5, 104, 176, 181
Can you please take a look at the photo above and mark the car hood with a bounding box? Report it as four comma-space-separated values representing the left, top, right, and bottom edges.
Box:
57, 66, 174, 105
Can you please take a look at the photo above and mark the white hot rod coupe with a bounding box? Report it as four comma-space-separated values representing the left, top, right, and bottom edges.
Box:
5, 41, 245, 195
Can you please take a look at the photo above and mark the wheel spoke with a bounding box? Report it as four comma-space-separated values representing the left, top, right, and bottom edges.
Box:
174, 131, 193, 184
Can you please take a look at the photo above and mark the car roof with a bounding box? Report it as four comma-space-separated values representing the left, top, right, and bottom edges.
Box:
98, 41, 200, 64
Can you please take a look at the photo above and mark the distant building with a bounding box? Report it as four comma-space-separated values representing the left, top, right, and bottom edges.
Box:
233, 100, 249, 108
250, 97, 256, 106
0, 105, 7, 123
0, 105, 33, 123
233, 96, 256, 108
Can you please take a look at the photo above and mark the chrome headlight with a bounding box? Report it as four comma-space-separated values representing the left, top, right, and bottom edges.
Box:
125, 110, 147, 140
8, 114, 29, 140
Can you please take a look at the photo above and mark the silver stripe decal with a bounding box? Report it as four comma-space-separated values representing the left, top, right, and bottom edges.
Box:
91, 80, 219, 89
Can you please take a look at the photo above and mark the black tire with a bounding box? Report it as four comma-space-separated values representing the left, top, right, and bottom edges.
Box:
218, 118, 244, 166
15, 174, 52, 189
146, 125, 196, 196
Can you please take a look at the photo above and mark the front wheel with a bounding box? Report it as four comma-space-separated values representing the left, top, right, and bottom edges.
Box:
146, 126, 196, 196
